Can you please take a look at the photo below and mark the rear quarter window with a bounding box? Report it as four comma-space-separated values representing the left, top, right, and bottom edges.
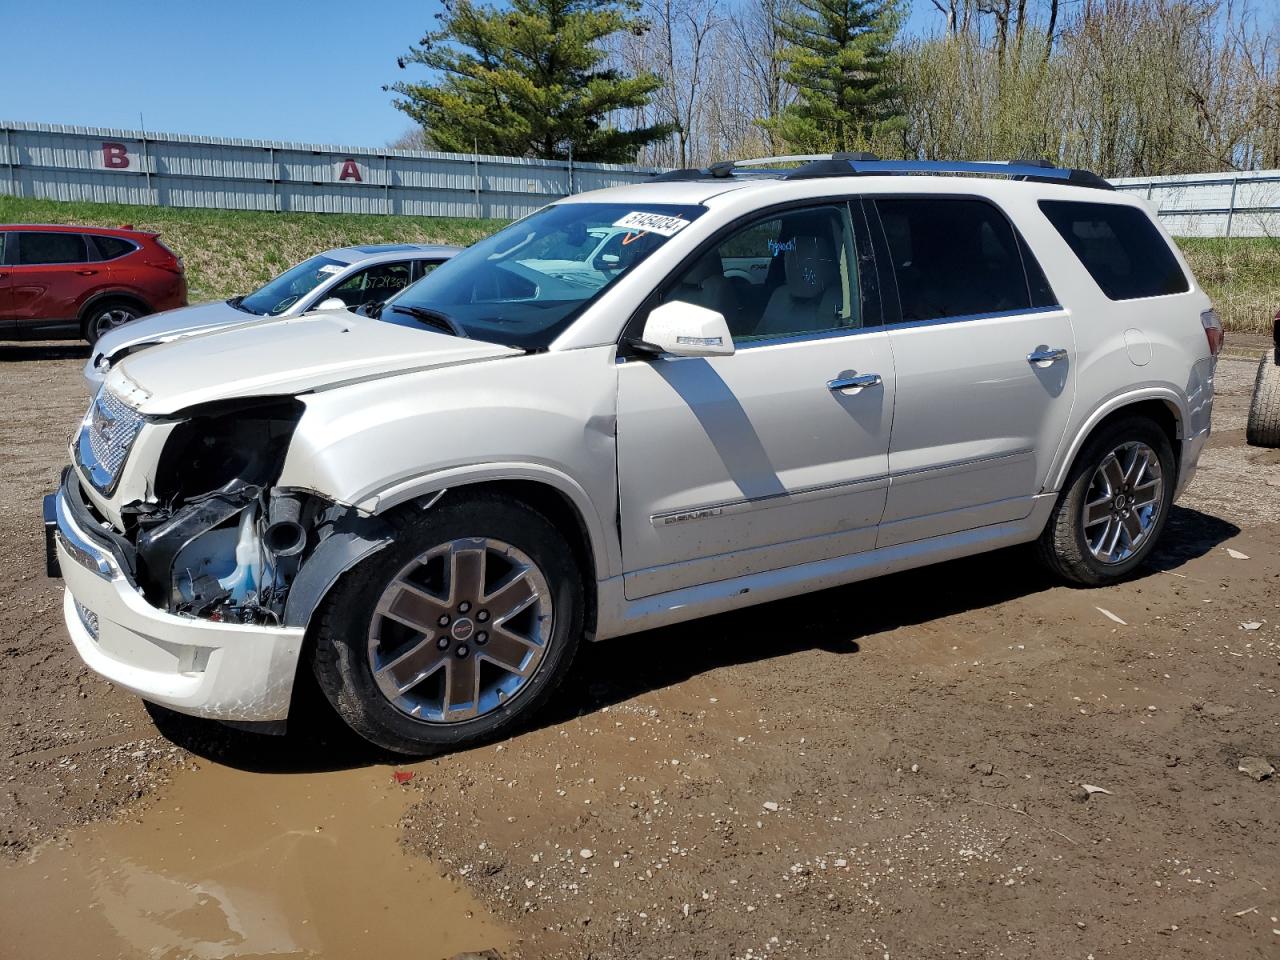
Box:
1039, 200, 1189, 301
91, 235, 136, 260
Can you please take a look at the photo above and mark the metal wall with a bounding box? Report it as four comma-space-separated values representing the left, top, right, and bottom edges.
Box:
0, 121, 664, 219
1111, 170, 1280, 238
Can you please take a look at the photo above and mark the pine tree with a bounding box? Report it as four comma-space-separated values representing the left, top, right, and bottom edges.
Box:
390, 0, 674, 163
766, 0, 904, 152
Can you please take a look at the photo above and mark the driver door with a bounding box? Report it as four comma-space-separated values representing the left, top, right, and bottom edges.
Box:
616, 201, 895, 599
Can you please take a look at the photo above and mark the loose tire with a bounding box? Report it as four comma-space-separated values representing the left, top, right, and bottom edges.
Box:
1037, 416, 1176, 585
1246, 355, 1280, 448
84, 300, 143, 344
311, 493, 584, 755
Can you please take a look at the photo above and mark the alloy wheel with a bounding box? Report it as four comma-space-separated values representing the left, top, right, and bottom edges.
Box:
367, 537, 553, 723
93, 307, 138, 338
1080, 440, 1164, 564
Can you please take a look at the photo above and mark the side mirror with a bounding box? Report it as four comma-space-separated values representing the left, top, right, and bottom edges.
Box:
314, 297, 348, 311
637, 301, 735, 358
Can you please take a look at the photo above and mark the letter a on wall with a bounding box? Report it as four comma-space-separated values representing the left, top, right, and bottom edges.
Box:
337, 158, 363, 182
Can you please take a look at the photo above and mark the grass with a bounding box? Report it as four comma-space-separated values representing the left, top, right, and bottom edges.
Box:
1, 197, 1275, 332
0, 197, 505, 302
1177, 237, 1280, 335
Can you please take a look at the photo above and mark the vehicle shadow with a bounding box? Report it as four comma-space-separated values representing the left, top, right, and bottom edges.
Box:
0, 341, 90, 362
152, 503, 1238, 772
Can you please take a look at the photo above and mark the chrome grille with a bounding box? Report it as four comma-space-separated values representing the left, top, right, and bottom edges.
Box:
79, 389, 145, 492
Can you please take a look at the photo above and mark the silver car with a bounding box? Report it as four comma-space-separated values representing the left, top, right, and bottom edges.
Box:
84, 242, 459, 392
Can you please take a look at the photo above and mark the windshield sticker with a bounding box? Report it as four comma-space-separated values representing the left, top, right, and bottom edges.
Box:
613, 211, 691, 237
317, 264, 345, 275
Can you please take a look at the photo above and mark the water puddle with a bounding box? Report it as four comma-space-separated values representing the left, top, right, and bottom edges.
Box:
0, 760, 510, 959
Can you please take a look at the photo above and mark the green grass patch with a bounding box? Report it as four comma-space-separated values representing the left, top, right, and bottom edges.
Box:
0, 197, 506, 302
3, 197, 1275, 332
1177, 237, 1280, 334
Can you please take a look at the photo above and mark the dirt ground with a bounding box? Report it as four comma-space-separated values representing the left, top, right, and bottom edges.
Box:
1, 336, 1277, 960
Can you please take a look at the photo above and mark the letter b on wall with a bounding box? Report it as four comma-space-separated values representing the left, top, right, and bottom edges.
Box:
101, 141, 131, 169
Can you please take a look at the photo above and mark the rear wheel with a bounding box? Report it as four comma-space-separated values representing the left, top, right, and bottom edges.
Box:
1246, 355, 1280, 448
1037, 417, 1176, 585
310, 494, 584, 755
84, 300, 144, 344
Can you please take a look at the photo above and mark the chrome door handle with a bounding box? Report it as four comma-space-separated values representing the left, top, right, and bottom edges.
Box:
1027, 347, 1068, 366
827, 373, 882, 392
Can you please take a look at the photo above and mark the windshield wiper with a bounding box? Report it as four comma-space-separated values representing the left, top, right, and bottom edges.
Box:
227, 295, 256, 314
389, 304, 469, 339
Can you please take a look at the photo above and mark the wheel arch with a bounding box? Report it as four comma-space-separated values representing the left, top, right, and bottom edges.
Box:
78, 289, 151, 333
1048, 389, 1185, 494
286, 470, 608, 640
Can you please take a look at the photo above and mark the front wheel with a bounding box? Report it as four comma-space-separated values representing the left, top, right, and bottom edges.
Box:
310, 494, 584, 755
1036, 417, 1176, 585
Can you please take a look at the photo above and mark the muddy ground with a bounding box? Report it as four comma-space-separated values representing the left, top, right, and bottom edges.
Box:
1, 337, 1277, 960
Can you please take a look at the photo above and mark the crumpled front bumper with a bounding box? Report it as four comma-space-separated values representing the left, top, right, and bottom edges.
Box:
45, 470, 306, 722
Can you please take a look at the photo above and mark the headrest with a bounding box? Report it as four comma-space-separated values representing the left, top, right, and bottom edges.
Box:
681, 252, 722, 286
784, 235, 839, 300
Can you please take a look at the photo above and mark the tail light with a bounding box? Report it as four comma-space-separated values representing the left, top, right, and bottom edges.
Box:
1200, 307, 1223, 357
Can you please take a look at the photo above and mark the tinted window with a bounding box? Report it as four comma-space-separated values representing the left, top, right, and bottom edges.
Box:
330, 261, 414, 307
1039, 200, 1188, 300
662, 204, 867, 344
17, 232, 89, 265
875, 199, 1031, 322
1017, 232, 1058, 308
93, 236, 135, 260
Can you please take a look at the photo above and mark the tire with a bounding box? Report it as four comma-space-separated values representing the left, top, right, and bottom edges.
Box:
1246, 355, 1280, 448
1036, 416, 1177, 585
83, 299, 144, 345
310, 493, 584, 755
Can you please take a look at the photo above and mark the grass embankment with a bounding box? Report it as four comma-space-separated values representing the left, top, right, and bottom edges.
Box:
1178, 238, 1279, 334
0, 197, 504, 302
1, 197, 1275, 332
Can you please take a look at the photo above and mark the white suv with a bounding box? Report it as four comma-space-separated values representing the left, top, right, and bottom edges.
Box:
46, 156, 1221, 754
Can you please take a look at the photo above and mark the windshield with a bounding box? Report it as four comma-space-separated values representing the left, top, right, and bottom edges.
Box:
379, 203, 705, 348
237, 254, 346, 316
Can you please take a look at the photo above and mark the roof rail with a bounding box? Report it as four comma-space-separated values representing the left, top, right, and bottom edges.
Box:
784, 157, 1113, 190
650, 152, 880, 183
650, 154, 1112, 191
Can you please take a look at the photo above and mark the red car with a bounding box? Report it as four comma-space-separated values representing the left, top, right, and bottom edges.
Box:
0, 224, 188, 344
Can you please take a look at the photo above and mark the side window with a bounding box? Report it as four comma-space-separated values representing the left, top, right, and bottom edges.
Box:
331, 261, 414, 307
413, 259, 443, 281
661, 204, 864, 344
0, 233, 6, 265
875, 198, 1032, 322
1016, 232, 1058, 308
16, 231, 89, 265
93, 236, 136, 261
1039, 200, 1189, 301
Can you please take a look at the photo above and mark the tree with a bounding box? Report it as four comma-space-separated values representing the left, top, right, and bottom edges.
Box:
766, 0, 904, 152
390, 0, 674, 162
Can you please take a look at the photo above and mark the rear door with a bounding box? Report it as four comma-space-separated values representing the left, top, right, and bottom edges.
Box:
8, 231, 99, 332
872, 196, 1076, 547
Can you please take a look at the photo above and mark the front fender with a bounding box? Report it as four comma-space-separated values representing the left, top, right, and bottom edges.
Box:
275, 346, 622, 579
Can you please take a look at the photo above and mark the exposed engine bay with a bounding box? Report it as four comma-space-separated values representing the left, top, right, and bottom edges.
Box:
76, 395, 384, 627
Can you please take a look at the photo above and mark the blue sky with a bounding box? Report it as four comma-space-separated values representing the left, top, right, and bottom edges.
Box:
0, 0, 943, 147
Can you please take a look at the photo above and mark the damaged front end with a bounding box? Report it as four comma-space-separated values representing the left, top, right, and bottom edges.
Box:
77, 392, 386, 629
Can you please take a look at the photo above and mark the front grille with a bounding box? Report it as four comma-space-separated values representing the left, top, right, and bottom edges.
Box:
79, 389, 145, 492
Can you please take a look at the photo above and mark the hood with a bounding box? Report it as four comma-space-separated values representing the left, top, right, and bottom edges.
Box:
106, 310, 522, 416
95, 299, 262, 359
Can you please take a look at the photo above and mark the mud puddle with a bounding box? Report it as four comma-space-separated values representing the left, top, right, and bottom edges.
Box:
0, 759, 511, 959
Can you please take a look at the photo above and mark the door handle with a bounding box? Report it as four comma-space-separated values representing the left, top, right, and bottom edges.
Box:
77, 269, 99, 276
827, 373, 882, 393
1026, 347, 1068, 366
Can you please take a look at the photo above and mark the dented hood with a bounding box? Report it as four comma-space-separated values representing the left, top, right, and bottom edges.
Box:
107, 310, 522, 415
